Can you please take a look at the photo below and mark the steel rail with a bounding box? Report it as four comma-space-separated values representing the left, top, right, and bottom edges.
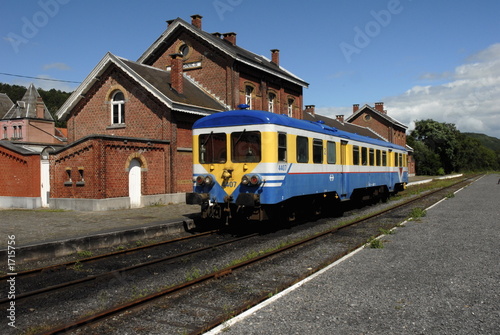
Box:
0, 229, 219, 281
0, 232, 259, 304
40, 175, 479, 335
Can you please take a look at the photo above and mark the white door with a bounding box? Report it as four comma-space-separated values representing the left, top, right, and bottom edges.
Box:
129, 159, 142, 208
40, 159, 50, 207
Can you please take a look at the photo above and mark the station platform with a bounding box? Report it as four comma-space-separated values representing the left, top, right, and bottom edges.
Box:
205, 174, 500, 334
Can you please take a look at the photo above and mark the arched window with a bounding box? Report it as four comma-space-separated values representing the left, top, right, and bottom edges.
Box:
268, 93, 276, 113
245, 86, 253, 109
111, 91, 125, 124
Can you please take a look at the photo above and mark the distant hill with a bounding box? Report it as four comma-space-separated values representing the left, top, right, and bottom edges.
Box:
464, 133, 500, 153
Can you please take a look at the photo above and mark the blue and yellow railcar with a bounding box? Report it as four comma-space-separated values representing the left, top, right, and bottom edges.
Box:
186, 110, 408, 222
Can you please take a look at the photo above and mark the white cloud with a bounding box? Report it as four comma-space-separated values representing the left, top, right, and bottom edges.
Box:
384, 43, 500, 139
317, 44, 500, 139
43, 62, 71, 71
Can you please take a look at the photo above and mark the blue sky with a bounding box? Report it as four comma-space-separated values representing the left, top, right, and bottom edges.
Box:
1, 0, 500, 138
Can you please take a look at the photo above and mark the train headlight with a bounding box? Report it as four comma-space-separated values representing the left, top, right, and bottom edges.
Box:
204, 175, 214, 186
195, 175, 214, 186
241, 175, 250, 186
195, 175, 205, 186
242, 174, 261, 187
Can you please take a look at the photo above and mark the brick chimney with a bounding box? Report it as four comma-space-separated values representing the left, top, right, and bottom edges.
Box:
353, 104, 359, 114
305, 105, 315, 115
170, 53, 184, 94
336, 115, 344, 123
191, 14, 202, 29
271, 49, 280, 66
36, 96, 45, 118
223, 32, 237, 45
375, 102, 385, 113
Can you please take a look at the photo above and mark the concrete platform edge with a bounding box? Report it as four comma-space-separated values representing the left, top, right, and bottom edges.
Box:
0, 218, 193, 263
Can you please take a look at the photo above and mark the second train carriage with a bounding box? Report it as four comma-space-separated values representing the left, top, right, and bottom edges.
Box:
186, 109, 408, 222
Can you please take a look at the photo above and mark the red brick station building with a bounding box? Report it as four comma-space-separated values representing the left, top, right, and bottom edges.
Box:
0, 15, 415, 210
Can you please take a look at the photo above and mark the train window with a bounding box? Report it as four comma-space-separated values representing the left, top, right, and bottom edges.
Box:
199, 132, 227, 164
278, 132, 287, 162
327, 141, 336, 164
376, 149, 381, 166
313, 139, 323, 164
296, 136, 309, 163
353, 146, 360, 165
369, 148, 375, 166
398, 153, 403, 167
361, 147, 368, 166
231, 131, 261, 163
382, 151, 387, 166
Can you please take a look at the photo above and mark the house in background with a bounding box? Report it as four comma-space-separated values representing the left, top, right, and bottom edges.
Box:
1, 83, 66, 143
0, 84, 66, 208
303, 103, 416, 176
0, 93, 14, 119
347, 102, 415, 175
45, 14, 308, 210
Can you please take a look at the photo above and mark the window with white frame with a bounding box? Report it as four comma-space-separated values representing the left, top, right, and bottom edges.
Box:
268, 93, 276, 113
111, 91, 125, 124
287, 98, 294, 117
245, 86, 253, 109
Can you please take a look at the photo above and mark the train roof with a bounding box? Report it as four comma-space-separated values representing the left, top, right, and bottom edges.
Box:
193, 110, 407, 151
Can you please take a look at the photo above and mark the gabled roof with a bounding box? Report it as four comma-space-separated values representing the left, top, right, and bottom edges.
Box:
345, 104, 407, 130
56, 52, 227, 120
0, 93, 14, 119
137, 17, 309, 88
303, 111, 387, 141
3, 84, 53, 120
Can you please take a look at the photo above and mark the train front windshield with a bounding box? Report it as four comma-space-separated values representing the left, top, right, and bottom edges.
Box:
231, 131, 261, 163
198, 131, 261, 164
199, 132, 227, 163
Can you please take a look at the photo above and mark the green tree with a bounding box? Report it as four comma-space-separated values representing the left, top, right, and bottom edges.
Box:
410, 119, 461, 174
407, 138, 441, 175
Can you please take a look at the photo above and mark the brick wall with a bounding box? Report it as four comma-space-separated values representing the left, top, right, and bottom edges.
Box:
350, 111, 407, 147
67, 66, 170, 143
146, 31, 304, 114
0, 146, 40, 197
50, 136, 171, 199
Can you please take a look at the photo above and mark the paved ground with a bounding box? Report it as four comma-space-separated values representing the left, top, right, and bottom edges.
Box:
206, 174, 500, 334
1, 203, 199, 247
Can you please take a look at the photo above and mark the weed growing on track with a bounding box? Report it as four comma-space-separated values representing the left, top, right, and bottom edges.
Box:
368, 237, 384, 249
77, 250, 93, 258
379, 228, 394, 235
409, 207, 427, 220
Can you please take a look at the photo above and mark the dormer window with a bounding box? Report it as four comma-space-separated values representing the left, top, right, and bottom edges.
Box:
111, 91, 125, 124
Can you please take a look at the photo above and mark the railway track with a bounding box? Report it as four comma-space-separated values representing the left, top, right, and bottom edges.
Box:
2, 175, 479, 334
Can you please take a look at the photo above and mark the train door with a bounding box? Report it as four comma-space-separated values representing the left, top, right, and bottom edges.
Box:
340, 140, 348, 198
